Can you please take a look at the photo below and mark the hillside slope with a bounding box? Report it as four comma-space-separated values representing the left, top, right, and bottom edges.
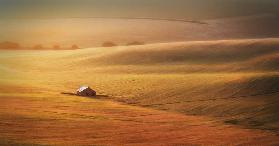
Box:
0, 38, 279, 141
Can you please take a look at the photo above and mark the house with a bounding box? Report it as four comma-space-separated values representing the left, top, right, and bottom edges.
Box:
76, 86, 96, 97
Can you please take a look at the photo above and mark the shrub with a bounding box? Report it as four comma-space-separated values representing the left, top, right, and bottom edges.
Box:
102, 41, 117, 47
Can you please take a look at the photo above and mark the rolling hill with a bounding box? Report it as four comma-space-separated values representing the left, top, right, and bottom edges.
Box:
1, 38, 279, 145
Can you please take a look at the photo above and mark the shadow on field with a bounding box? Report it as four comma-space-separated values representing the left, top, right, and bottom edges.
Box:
61, 92, 109, 99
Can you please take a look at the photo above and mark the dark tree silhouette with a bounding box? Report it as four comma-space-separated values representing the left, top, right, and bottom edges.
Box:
0, 41, 21, 49
53, 44, 61, 49
71, 44, 80, 49
33, 44, 44, 50
102, 41, 117, 47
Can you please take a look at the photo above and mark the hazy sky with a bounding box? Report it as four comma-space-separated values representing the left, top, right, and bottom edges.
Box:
1, 0, 279, 48
1, 0, 279, 20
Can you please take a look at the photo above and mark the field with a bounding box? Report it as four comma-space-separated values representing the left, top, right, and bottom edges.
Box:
1, 37, 279, 145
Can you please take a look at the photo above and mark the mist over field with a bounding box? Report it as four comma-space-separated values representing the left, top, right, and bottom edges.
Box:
1, 14, 279, 48
1, 0, 279, 145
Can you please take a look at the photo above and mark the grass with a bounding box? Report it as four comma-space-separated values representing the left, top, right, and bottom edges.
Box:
225, 119, 239, 125
1, 38, 279, 145
0, 139, 44, 146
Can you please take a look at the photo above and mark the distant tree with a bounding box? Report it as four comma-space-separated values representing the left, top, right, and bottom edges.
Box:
33, 44, 44, 50
102, 41, 117, 47
126, 41, 145, 46
71, 44, 80, 49
0, 41, 21, 49
53, 44, 61, 49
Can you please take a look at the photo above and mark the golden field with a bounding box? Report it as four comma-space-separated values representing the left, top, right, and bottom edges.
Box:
1, 38, 279, 145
